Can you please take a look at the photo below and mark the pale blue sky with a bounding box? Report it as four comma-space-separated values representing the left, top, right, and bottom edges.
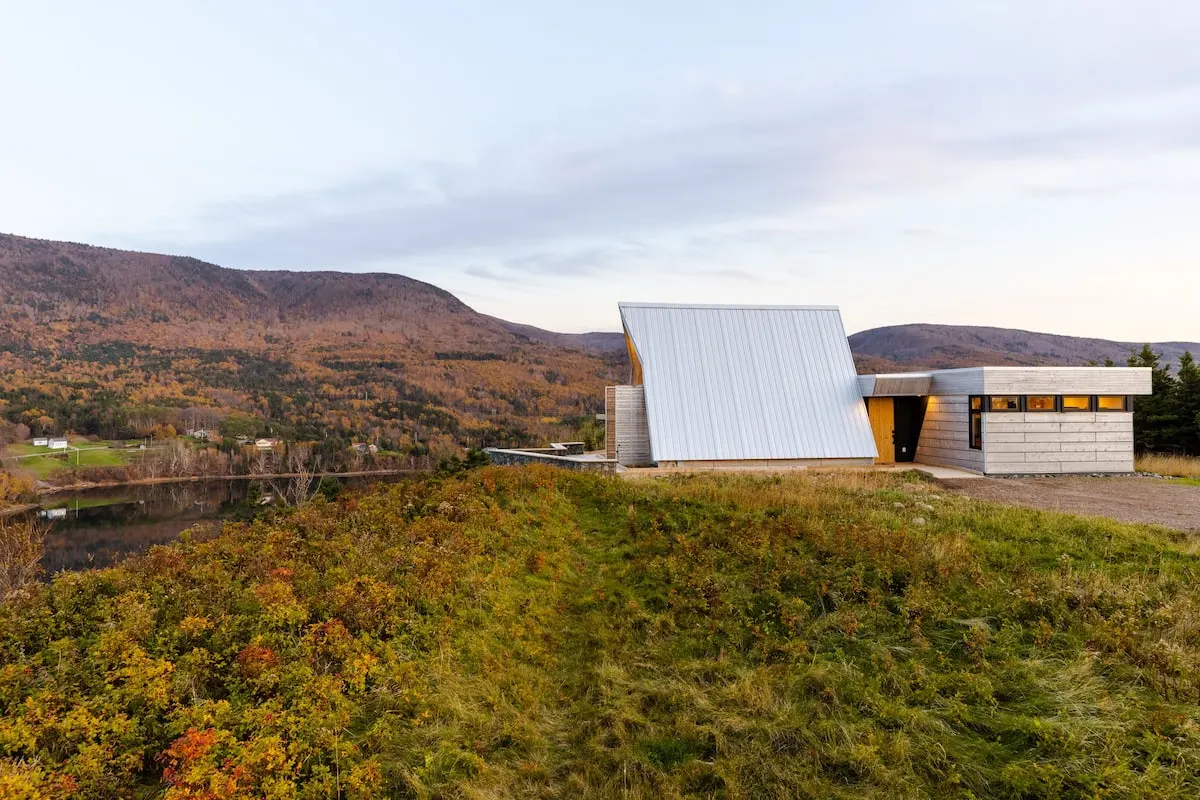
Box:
4, 1, 1200, 339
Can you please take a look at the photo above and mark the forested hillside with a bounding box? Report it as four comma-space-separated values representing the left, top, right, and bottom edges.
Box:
849, 323, 1200, 372
0, 233, 624, 456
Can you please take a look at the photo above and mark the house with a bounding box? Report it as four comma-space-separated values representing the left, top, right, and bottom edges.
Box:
607, 303, 877, 468
32, 438, 48, 447
189, 429, 211, 441
255, 438, 280, 449
858, 368, 1150, 474
47, 438, 69, 450
350, 442, 378, 455
605, 302, 1153, 475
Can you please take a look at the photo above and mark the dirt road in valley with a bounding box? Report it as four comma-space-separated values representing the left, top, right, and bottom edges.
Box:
941, 476, 1200, 532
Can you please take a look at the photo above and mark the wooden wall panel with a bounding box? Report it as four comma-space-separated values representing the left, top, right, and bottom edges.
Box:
866, 397, 895, 463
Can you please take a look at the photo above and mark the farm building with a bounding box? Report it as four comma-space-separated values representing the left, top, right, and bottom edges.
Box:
32, 438, 48, 447
605, 303, 1152, 475
47, 438, 69, 450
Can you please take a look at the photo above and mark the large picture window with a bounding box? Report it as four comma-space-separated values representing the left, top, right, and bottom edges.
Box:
969, 396, 982, 450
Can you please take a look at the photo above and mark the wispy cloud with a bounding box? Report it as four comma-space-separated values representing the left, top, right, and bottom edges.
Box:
169, 67, 1200, 276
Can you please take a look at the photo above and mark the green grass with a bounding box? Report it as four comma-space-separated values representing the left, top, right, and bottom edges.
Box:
2, 467, 1200, 797
1, 441, 132, 479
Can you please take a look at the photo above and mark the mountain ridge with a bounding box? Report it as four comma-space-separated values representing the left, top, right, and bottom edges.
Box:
848, 323, 1200, 373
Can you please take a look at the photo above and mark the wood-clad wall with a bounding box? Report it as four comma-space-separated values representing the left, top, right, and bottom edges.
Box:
605, 385, 652, 466
982, 412, 1135, 474
915, 395, 985, 472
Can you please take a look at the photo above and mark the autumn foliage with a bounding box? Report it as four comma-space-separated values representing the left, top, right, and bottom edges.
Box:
3, 467, 1200, 797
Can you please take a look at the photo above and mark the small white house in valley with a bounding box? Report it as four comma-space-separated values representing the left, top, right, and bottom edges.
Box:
604, 302, 1153, 475
48, 438, 69, 450
32, 438, 49, 447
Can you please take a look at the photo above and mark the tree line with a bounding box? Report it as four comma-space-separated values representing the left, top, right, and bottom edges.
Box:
1127, 345, 1200, 454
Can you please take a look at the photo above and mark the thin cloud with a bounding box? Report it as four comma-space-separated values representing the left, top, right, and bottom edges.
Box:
172, 71, 1200, 274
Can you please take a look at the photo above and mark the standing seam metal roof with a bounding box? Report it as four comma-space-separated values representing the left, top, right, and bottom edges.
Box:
618, 303, 877, 462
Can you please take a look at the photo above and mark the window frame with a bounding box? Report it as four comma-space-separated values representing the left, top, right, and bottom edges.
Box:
969, 395, 983, 450
1024, 395, 1058, 413
987, 395, 1022, 413
1096, 395, 1131, 412
1060, 395, 1093, 412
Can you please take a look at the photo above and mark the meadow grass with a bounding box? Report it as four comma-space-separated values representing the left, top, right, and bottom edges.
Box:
1, 442, 131, 479
1137, 452, 1200, 479
2, 466, 1200, 797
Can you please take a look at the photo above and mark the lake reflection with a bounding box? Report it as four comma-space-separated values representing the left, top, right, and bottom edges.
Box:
27, 475, 410, 573
38, 481, 251, 573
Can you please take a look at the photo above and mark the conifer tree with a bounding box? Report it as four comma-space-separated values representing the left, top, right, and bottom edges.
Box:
1175, 351, 1200, 453
1128, 345, 1181, 452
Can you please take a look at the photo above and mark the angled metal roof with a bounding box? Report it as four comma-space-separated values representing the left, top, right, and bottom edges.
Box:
619, 302, 877, 462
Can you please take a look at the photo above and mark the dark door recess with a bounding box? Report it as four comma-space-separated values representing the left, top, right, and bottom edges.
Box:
892, 396, 928, 463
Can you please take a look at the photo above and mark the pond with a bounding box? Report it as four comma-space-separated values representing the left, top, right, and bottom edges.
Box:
25, 476, 406, 573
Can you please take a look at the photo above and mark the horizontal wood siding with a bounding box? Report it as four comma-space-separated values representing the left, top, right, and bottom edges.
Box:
982, 412, 1134, 474
606, 385, 652, 466
980, 368, 1151, 395
915, 395, 983, 472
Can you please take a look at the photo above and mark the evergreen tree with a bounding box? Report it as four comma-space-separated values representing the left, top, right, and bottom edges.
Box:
1175, 351, 1200, 454
1128, 345, 1181, 452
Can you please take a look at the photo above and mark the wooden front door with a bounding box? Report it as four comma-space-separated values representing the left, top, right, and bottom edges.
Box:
866, 397, 895, 463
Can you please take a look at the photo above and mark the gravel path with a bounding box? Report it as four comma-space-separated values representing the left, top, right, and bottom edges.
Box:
942, 476, 1200, 532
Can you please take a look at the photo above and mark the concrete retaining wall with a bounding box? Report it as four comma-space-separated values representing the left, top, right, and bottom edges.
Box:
484, 448, 618, 472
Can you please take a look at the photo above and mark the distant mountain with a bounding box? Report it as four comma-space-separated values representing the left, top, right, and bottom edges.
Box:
491, 318, 626, 353
849, 323, 1200, 373
0, 232, 626, 450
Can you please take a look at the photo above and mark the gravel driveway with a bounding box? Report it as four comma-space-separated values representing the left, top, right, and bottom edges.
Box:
942, 476, 1200, 532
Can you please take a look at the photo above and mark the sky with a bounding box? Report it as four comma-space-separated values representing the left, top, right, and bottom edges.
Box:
3, 1, 1200, 339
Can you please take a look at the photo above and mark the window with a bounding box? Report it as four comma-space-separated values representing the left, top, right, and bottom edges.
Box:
1097, 395, 1128, 412
969, 395, 983, 450
989, 395, 1021, 412
1025, 395, 1056, 412
1061, 395, 1091, 412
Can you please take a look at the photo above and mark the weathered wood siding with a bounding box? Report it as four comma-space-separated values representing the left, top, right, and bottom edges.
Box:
982, 412, 1135, 474
605, 385, 652, 466
981, 368, 1151, 395
915, 395, 984, 472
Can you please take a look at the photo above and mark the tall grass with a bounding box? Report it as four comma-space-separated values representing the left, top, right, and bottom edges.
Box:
0, 516, 43, 597
1136, 452, 1200, 478
3, 466, 1200, 797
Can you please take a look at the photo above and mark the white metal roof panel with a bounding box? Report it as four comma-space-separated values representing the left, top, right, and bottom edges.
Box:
619, 303, 877, 462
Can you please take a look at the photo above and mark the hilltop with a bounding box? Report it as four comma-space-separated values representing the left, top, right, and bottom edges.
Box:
849, 323, 1200, 372
3, 467, 1200, 797
0, 233, 624, 453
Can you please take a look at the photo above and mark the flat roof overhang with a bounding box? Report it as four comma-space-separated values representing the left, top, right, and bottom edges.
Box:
858, 373, 932, 397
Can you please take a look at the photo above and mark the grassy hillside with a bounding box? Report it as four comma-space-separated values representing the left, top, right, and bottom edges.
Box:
3, 467, 1200, 797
